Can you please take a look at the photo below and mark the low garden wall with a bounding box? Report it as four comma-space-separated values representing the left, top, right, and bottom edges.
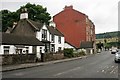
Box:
1, 49, 86, 65
1, 52, 64, 65
43, 52, 64, 61
1, 54, 36, 65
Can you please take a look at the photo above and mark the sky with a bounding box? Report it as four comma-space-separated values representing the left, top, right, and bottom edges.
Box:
0, 0, 119, 34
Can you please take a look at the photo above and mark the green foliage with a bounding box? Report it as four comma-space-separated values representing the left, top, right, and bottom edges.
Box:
96, 31, 120, 39
1, 3, 51, 32
73, 50, 86, 57
1, 10, 19, 32
107, 42, 120, 47
64, 48, 74, 58
17, 3, 51, 24
79, 50, 86, 56
104, 43, 111, 48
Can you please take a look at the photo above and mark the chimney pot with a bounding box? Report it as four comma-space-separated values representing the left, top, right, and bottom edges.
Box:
64, 5, 73, 10
20, 8, 28, 19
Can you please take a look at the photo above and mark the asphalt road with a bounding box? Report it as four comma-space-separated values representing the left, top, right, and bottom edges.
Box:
2, 51, 119, 78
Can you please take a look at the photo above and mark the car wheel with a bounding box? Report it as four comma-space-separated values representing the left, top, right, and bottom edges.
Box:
115, 60, 118, 63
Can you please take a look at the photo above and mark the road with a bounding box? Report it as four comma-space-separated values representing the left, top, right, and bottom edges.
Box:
2, 51, 119, 78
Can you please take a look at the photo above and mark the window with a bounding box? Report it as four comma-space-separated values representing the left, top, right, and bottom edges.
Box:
51, 44, 55, 52
58, 36, 61, 44
45, 43, 50, 52
90, 29, 93, 35
51, 34, 55, 42
4, 46, 10, 54
58, 47, 61, 52
42, 29, 47, 40
40, 47, 42, 53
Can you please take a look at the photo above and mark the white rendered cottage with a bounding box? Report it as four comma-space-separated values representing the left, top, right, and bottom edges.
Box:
36, 22, 64, 53
1, 8, 65, 60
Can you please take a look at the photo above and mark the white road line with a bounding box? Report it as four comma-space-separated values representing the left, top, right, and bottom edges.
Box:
110, 66, 118, 74
53, 67, 81, 76
13, 72, 24, 76
102, 70, 105, 72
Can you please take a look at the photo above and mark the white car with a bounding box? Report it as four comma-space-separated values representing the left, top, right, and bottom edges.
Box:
114, 51, 120, 63
111, 48, 118, 54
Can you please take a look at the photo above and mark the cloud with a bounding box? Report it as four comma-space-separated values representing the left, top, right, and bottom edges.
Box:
0, 0, 119, 33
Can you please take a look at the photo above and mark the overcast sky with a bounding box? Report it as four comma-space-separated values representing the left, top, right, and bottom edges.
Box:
0, 0, 119, 34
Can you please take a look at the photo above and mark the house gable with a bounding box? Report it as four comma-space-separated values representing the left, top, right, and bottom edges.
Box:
53, 6, 90, 49
10, 19, 43, 37
11, 19, 36, 37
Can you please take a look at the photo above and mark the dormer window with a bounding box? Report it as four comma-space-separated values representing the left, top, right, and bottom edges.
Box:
42, 29, 47, 40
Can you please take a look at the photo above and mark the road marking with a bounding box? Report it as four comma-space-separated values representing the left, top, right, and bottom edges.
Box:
97, 71, 99, 72
102, 70, 105, 72
13, 72, 24, 76
98, 65, 118, 74
110, 66, 118, 74
53, 67, 81, 76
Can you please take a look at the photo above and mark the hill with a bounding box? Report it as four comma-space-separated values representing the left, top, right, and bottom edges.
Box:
96, 31, 120, 39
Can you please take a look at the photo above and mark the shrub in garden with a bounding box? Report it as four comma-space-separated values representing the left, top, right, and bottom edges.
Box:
64, 48, 74, 58
79, 50, 86, 56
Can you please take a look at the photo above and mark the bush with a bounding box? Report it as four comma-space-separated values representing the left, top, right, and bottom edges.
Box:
79, 50, 86, 56
64, 48, 74, 58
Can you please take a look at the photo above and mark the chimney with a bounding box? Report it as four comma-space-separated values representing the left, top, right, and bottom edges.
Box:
20, 8, 28, 19
49, 21, 56, 29
64, 5, 73, 10
49, 18, 56, 28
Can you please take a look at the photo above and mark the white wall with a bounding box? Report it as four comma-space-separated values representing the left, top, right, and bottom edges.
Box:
36, 24, 65, 53
0, 45, 45, 56
36, 24, 50, 41
0, 45, 16, 55
36, 46, 45, 59
64, 43, 76, 50
50, 35, 64, 52
28, 46, 33, 53
55, 36, 64, 52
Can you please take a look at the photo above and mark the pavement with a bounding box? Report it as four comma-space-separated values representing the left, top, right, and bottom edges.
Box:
1, 56, 87, 72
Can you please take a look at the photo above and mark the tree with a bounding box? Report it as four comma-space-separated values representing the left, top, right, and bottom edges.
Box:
17, 3, 51, 24
1, 3, 51, 32
1, 10, 19, 32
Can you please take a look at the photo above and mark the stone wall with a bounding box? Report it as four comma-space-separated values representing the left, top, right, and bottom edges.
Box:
2, 54, 36, 65
44, 52, 64, 61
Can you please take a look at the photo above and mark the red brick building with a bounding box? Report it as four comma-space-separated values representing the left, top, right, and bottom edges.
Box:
53, 5, 95, 49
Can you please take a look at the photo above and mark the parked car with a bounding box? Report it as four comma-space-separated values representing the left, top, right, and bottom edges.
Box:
111, 48, 118, 54
114, 51, 120, 63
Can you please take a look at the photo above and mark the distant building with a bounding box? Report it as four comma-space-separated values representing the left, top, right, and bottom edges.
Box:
53, 5, 96, 53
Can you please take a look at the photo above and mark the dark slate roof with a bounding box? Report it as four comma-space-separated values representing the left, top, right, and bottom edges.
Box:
41, 40, 51, 43
27, 19, 43, 30
47, 26, 64, 37
0, 32, 44, 46
80, 41, 94, 48
6, 27, 13, 33
11, 19, 43, 32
